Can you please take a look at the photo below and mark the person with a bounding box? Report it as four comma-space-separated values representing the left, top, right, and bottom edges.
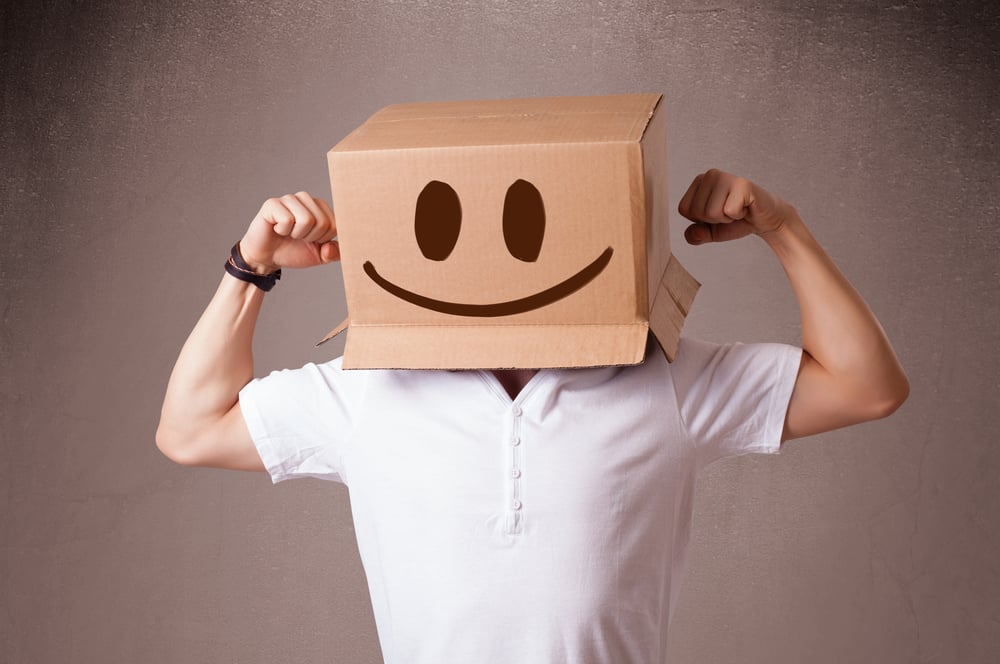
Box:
156, 168, 908, 663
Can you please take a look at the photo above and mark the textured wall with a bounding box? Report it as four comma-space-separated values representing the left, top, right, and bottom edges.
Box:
2, 1, 998, 662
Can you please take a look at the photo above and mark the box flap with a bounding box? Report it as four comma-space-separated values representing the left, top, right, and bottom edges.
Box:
316, 318, 350, 347
648, 255, 700, 362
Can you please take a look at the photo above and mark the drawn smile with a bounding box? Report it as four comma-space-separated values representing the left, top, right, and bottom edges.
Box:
363, 247, 614, 317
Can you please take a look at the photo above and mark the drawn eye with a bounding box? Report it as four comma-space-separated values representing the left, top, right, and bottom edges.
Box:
414, 180, 462, 261
502, 179, 545, 262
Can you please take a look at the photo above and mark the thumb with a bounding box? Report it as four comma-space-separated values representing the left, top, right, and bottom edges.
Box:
684, 223, 712, 245
684, 220, 755, 245
319, 240, 341, 263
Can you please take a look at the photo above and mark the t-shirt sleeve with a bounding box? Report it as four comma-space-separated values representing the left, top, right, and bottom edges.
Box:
238, 359, 359, 485
669, 337, 802, 470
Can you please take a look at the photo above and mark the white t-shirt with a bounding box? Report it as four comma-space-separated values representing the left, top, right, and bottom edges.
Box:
239, 335, 802, 664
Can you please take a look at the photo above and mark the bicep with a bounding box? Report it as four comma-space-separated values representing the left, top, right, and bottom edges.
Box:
188, 403, 267, 472
782, 351, 887, 442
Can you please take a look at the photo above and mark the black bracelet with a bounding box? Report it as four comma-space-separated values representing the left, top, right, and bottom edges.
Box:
224, 242, 281, 292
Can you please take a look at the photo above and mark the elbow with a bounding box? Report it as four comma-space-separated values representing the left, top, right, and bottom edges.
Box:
868, 372, 910, 420
155, 425, 199, 467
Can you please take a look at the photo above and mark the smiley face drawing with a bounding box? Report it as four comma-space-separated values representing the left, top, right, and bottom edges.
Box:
362, 179, 614, 317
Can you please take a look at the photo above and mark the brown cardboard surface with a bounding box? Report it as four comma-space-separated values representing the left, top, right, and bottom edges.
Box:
323, 93, 699, 369
340, 323, 650, 369
649, 255, 700, 362
334, 94, 662, 150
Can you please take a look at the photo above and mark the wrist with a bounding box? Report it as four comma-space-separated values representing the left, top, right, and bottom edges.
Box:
757, 210, 823, 268
237, 241, 280, 274
757, 207, 803, 247
225, 242, 282, 292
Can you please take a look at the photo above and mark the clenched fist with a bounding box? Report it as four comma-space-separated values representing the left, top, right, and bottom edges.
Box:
678, 169, 797, 245
239, 192, 340, 273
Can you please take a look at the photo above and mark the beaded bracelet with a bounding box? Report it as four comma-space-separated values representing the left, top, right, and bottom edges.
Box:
224, 242, 281, 292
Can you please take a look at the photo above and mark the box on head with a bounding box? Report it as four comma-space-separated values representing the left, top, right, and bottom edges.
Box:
319, 93, 699, 369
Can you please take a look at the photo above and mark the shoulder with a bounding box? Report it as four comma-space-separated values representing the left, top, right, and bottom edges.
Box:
666, 336, 802, 393
241, 355, 379, 408
248, 361, 456, 403
673, 336, 801, 368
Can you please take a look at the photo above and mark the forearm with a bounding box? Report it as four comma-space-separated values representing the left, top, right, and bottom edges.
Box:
760, 211, 909, 409
157, 273, 264, 450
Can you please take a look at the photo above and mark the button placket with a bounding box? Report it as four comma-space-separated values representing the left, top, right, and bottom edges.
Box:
507, 403, 524, 534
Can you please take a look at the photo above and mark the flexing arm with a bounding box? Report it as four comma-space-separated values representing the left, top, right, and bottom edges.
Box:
678, 169, 909, 442
155, 192, 339, 469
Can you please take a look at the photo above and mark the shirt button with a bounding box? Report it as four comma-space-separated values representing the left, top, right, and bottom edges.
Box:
512, 500, 522, 510
511, 436, 521, 446
511, 469, 521, 478
512, 405, 523, 417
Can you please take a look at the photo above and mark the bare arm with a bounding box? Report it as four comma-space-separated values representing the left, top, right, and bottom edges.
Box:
678, 169, 909, 442
155, 192, 339, 469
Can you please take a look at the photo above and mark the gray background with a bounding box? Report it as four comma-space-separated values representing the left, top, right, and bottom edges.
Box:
3, 1, 998, 662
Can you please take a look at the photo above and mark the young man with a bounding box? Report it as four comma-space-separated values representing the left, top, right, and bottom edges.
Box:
157, 169, 908, 663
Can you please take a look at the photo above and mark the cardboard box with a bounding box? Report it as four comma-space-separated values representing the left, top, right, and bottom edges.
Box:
319, 93, 699, 369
